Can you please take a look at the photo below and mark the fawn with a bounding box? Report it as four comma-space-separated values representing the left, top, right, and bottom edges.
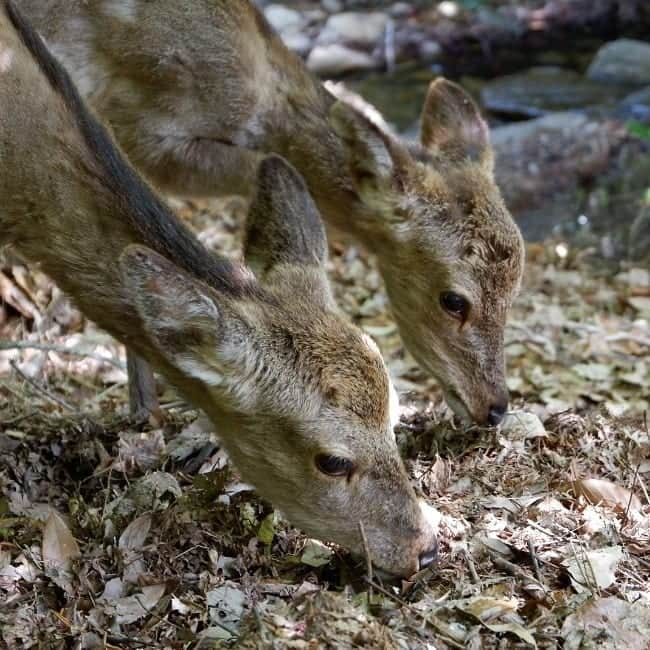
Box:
0, 0, 438, 577
17, 0, 526, 425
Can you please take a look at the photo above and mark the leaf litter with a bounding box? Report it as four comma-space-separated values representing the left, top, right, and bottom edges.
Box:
0, 196, 648, 648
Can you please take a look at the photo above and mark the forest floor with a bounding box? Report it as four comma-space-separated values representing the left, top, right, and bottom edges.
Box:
0, 197, 648, 649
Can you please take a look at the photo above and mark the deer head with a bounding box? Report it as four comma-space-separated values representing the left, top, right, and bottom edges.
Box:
120, 156, 439, 576
331, 79, 525, 425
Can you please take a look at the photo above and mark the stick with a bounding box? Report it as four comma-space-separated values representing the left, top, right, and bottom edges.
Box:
623, 463, 641, 526
462, 550, 481, 586
0, 340, 126, 370
527, 538, 544, 585
9, 360, 77, 412
362, 577, 465, 648
358, 521, 374, 605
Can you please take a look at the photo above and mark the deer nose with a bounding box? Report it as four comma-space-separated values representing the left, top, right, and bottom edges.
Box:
487, 399, 508, 426
418, 546, 438, 570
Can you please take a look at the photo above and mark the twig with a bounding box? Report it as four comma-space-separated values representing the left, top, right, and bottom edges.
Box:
0, 410, 37, 426
362, 577, 465, 648
9, 360, 77, 413
604, 333, 650, 347
0, 340, 126, 370
358, 521, 374, 604
491, 555, 547, 598
527, 539, 544, 585
462, 550, 481, 586
623, 463, 641, 526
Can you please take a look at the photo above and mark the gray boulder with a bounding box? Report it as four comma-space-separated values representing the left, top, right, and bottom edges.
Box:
587, 39, 650, 86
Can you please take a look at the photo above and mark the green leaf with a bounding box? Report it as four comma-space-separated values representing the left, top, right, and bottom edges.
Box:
626, 121, 650, 141
257, 512, 277, 545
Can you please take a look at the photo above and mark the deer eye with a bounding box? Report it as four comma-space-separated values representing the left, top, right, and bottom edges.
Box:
440, 292, 469, 320
315, 454, 354, 477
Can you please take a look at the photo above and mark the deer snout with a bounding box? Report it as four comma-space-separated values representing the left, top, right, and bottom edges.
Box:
416, 500, 440, 571
485, 388, 509, 426
418, 543, 438, 570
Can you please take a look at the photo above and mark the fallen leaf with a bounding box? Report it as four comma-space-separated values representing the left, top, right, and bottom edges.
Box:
257, 512, 277, 545
484, 622, 537, 648
42, 511, 80, 571
456, 595, 520, 622
563, 546, 623, 593
301, 539, 334, 568
572, 478, 642, 514
119, 514, 152, 551
500, 411, 547, 440
113, 583, 166, 625
206, 581, 247, 633
562, 597, 650, 650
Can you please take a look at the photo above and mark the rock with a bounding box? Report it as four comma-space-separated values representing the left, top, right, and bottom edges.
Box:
619, 86, 650, 124
307, 43, 378, 76
264, 5, 307, 35
282, 32, 313, 56
317, 11, 389, 48
491, 112, 615, 217
321, 0, 343, 12
481, 67, 630, 119
389, 2, 414, 18
587, 39, 650, 85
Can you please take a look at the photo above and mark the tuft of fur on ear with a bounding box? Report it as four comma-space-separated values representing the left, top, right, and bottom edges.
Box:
119, 244, 220, 355
245, 155, 327, 276
330, 100, 411, 192
420, 78, 491, 167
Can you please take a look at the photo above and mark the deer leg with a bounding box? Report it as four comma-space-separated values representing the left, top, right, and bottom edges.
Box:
126, 349, 163, 424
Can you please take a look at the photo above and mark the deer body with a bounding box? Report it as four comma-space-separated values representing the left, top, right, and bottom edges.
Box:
0, 0, 438, 577
17, 0, 526, 425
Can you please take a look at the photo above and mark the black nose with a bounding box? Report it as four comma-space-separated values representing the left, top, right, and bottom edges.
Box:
487, 400, 508, 426
418, 547, 438, 570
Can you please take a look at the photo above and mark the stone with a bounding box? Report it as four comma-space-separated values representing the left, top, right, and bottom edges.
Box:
307, 43, 377, 76
317, 11, 389, 48
282, 32, 313, 56
490, 112, 614, 222
321, 0, 343, 12
481, 67, 629, 119
587, 39, 650, 85
264, 4, 307, 35
389, 2, 413, 18
619, 86, 650, 124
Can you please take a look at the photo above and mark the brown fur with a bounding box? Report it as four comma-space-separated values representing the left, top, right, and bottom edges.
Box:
0, 1, 437, 577
16, 0, 526, 424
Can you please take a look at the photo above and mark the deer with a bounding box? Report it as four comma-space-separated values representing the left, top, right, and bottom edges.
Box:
16, 0, 526, 427
0, 0, 439, 577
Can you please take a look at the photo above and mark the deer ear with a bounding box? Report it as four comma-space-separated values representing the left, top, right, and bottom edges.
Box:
420, 78, 492, 167
330, 100, 411, 194
119, 245, 230, 386
244, 155, 327, 277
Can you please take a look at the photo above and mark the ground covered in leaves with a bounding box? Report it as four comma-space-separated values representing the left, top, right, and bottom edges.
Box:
1, 197, 648, 649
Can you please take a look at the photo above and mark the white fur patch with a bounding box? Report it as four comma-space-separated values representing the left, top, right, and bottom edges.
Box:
103, 0, 138, 23
175, 356, 225, 388
388, 379, 400, 431
419, 500, 441, 531
0, 45, 13, 74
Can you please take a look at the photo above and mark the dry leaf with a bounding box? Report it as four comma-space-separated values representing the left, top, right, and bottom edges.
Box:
563, 546, 623, 593
572, 478, 642, 514
42, 511, 80, 571
562, 597, 650, 649
119, 514, 152, 551
113, 583, 166, 625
